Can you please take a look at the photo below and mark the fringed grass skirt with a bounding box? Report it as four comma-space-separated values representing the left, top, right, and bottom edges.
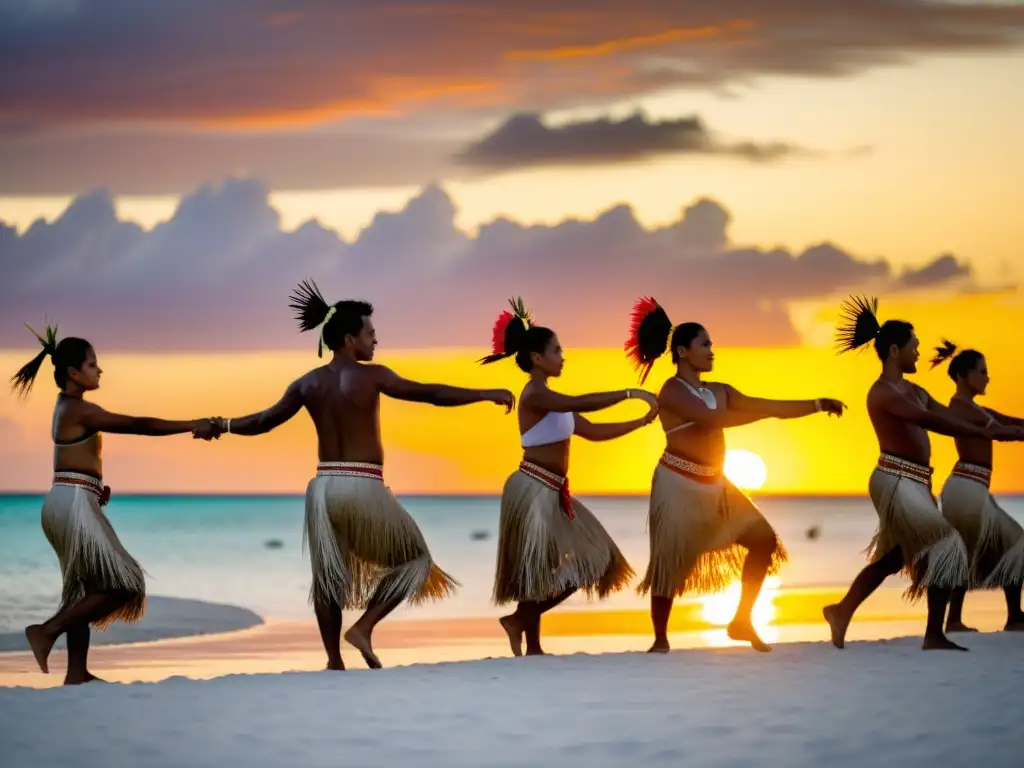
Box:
638, 454, 787, 599
867, 454, 968, 601
304, 462, 458, 610
940, 463, 1024, 589
42, 472, 146, 628
492, 462, 634, 604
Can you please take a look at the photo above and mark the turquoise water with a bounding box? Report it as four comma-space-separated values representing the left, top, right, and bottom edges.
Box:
2, 493, 1022, 633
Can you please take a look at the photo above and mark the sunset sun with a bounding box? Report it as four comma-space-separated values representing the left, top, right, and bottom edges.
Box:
724, 450, 768, 491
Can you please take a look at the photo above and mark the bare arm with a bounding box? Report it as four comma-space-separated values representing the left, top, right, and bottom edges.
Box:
374, 366, 513, 410
983, 406, 1024, 429
661, 384, 770, 429
521, 387, 638, 414
79, 401, 202, 436
879, 387, 989, 439
723, 385, 839, 419
573, 412, 656, 442
220, 381, 305, 436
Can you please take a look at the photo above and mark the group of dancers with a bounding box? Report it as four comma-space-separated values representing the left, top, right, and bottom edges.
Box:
11, 284, 1024, 684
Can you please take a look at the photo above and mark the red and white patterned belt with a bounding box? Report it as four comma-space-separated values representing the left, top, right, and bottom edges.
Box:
951, 461, 991, 489
658, 451, 722, 485
53, 471, 110, 505
519, 461, 574, 520
877, 453, 933, 487
316, 462, 384, 481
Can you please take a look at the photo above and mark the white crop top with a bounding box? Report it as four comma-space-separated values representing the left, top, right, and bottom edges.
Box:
664, 378, 717, 435
521, 411, 575, 448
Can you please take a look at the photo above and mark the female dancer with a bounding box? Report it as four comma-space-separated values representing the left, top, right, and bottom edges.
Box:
932, 341, 1024, 632
481, 297, 657, 656
11, 324, 217, 683
625, 296, 845, 652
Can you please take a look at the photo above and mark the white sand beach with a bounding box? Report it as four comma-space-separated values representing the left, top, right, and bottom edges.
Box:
1, 631, 1022, 767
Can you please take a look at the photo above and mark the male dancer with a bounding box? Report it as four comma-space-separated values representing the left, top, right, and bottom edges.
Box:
203, 281, 515, 669
931, 341, 1024, 632
824, 297, 1018, 650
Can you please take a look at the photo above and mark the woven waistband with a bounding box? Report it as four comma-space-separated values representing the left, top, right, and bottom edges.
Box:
316, 462, 383, 481
518, 461, 567, 490
53, 471, 103, 496
877, 453, 933, 486
951, 461, 991, 489
658, 452, 722, 484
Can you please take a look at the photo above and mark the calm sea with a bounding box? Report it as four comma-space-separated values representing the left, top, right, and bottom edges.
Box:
2, 493, 1022, 634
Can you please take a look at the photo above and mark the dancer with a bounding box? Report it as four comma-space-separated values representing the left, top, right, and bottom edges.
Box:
482, 297, 652, 657
202, 280, 515, 670
931, 341, 1024, 632
11, 324, 218, 684
625, 297, 846, 653
823, 297, 1019, 651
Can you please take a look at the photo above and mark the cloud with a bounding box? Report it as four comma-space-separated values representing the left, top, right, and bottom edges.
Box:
0, 177, 979, 353
0, 2, 1022, 194
454, 112, 815, 171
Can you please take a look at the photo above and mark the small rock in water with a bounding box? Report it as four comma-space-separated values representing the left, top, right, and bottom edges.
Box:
470, 530, 491, 541
264, 539, 284, 549
805, 525, 821, 541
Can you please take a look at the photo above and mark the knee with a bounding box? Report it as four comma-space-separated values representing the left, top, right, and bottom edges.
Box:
879, 548, 905, 576
745, 524, 779, 557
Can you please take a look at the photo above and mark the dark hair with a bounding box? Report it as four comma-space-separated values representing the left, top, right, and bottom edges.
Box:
9, 323, 93, 397
623, 296, 706, 384
289, 279, 373, 357
930, 339, 984, 382
478, 297, 556, 373
835, 296, 914, 361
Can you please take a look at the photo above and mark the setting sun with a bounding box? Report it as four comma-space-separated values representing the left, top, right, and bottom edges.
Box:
724, 450, 768, 491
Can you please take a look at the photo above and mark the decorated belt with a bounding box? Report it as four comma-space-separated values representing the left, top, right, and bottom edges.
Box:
316, 462, 384, 481
53, 471, 111, 506
658, 451, 722, 485
951, 461, 991, 489
519, 461, 574, 520
877, 453, 933, 487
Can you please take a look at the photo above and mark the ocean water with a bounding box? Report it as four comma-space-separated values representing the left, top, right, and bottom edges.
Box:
2, 493, 1022, 634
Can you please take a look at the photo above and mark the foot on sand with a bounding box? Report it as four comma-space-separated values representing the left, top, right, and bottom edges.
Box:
24, 625, 54, 674
344, 627, 383, 669
922, 634, 969, 651
727, 619, 772, 652
64, 672, 107, 686
1003, 618, 1024, 632
499, 615, 524, 657
524, 648, 546, 657
325, 659, 346, 671
647, 640, 671, 654
945, 620, 978, 633
823, 604, 850, 649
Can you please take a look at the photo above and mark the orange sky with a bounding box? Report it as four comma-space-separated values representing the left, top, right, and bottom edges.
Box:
2, 293, 1022, 495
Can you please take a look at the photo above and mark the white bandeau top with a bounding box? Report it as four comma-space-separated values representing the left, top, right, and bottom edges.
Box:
664, 378, 718, 435
521, 410, 575, 447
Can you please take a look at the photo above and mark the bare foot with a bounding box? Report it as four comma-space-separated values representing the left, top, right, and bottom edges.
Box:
499, 615, 524, 657
945, 620, 978, 633
325, 659, 346, 671
24, 625, 54, 674
647, 640, 671, 654
922, 634, 969, 651
823, 604, 850, 649
727, 620, 772, 652
1003, 619, 1024, 632
344, 626, 382, 669
64, 672, 107, 685
524, 647, 546, 656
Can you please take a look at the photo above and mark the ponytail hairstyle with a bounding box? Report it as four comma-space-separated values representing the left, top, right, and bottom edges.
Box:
623, 296, 706, 384
288, 279, 373, 357
478, 297, 555, 373
835, 295, 914, 362
930, 339, 984, 382
10, 323, 93, 398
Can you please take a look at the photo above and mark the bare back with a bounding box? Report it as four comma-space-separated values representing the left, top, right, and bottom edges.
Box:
866, 378, 931, 464
51, 396, 103, 477
299, 361, 387, 464
948, 396, 993, 468
659, 379, 727, 466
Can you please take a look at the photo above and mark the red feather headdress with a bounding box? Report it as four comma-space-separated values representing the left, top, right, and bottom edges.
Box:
479, 297, 532, 364
624, 296, 661, 384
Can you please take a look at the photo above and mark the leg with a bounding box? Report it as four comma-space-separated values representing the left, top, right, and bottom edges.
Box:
63, 624, 104, 685
343, 592, 405, 670
648, 596, 673, 653
1003, 584, 1024, 630
823, 547, 903, 649
25, 591, 131, 674
313, 598, 345, 670
727, 524, 776, 652
922, 587, 969, 651
522, 587, 576, 657
499, 602, 530, 657
944, 587, 978, 633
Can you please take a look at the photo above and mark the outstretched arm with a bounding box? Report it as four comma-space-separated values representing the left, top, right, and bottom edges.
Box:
723, 385, 845, 419
79, 402, 205, 437
983, 406, 1024, 429
374, 366, 514, 411
521, 387, 648, 414
660, 383, 770, 429
879, 386, 992, 440
921, 391, 1022, 441
573, 410, 657, 442
217, 381, 305, 436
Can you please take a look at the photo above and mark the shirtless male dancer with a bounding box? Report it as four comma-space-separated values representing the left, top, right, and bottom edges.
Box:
625, 297, 846, 652
12, 324, 218, 684
201, 281, 515, 670
824, 297, 1018, 651
931, 341, 1024, 632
